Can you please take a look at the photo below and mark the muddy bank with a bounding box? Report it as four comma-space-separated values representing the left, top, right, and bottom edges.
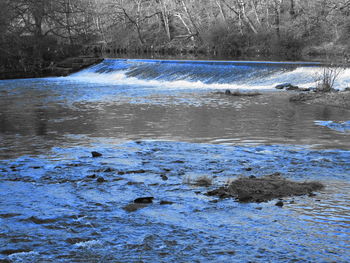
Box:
207, 173, 324, 203
289, 90, 350, 109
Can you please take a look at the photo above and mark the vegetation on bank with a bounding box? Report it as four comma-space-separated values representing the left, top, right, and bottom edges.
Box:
1, 0, 350, 77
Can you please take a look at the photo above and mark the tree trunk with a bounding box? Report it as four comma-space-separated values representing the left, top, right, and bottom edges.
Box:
160, 0, 171, 41
180, 0, 202, 42
273, 0, 282, 38
250, 0, 262, 27
216, 0, 228, 28
290, 0, 295, 17
238, 0, 258, 34
65, 0, 73, 45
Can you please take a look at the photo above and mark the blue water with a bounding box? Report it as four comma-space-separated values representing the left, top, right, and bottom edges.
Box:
0, 59, 350, 262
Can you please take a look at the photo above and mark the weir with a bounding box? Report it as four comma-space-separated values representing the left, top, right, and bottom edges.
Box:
70, 59, 350, 90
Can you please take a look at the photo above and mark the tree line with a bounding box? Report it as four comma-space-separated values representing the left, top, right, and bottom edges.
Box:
1, 0, 349, 74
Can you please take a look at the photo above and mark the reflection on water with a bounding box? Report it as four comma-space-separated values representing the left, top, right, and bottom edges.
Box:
1, 78, 350, 159
0, 76, 349, 262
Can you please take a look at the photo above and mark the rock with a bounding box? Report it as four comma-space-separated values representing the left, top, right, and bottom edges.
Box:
237, 191, 253, 202
161, 175, 168, 181
127, 181, 143, 185
207, 175, 324, 203
245, 167, 252, 171
275, 200, 284, 207
160, 200, 174, 205
172, 160, 184, 164
87, 174, 97, 179
104, 168, 114, 173
120, 169, 146, 175
26, 216, 57, 224
65, 238, 91, 245
91, 151, 102, 158
123, 203, 148, 212
286, 85, 299, 91
112, 177, 124, 182
275, 83, 291, 89
134, 197, 154, 204
275, 83, 299, 90
97, 177, 106, 183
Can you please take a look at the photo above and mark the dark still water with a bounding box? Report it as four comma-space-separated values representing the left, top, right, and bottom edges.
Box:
0, 60, 350, 262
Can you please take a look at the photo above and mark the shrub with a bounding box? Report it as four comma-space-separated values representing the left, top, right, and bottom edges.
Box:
315, 65, 344, 92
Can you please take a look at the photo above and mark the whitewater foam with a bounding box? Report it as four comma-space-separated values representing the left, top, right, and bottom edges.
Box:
68, 59, 350, 91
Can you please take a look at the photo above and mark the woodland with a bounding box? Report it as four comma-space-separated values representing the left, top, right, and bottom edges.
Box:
1, 0, 350, 73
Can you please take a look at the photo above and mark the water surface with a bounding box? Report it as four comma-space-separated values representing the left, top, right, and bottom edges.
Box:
0, 60, 349, 262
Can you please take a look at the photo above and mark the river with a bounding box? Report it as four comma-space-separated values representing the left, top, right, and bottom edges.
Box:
0, 59, 349, 262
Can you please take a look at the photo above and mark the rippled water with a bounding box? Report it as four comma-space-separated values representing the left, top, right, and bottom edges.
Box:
0, 62, 350, 262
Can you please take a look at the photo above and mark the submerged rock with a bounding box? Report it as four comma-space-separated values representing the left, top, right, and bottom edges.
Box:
122, 197, 154, 212
91, 151, 102, 158
123, 203, 148, 212
160, 200, 174, 205
65, 238, 91, 245
161, 175, 169, 181
220, 90, 262, 96
97, 177, 106, 183
118, 169, 146, 175
134, 197, 154, 204
275, 200, 284, 207
25, 216, 57, 224
206, 174, 324, 203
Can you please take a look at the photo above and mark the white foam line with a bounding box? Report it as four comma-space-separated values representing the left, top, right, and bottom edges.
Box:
67, 72, 274, 90
68, 66, 350, 91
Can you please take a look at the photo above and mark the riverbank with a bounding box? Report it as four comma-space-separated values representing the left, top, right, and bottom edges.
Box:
0, 56, 103, 80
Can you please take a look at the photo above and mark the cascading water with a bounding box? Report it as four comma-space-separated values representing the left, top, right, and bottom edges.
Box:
69, 59, 350, 90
